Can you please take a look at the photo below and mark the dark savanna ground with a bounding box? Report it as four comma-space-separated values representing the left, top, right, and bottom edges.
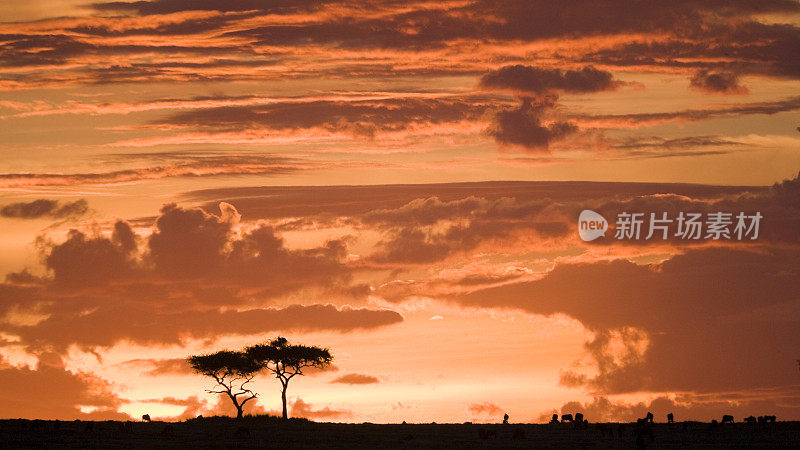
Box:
2, 416, 798, 449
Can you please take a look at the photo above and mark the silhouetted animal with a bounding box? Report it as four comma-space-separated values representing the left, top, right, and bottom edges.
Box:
721, 415, 734, 424
142, 414, 151, 422
708, 419, 719, 431
757, 416, 766, 424
667, 413, 674, 423
575, 413, 584, 423
765, 415, 776, 423
561, 414, 573, 423
512, 427, 525, 439
549, 414, 559, 424
744, 416, 757, 424
645, 412, 654, 423
503, 413, 509, 424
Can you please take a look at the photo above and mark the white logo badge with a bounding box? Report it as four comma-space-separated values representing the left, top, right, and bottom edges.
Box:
578, 210, 608, 241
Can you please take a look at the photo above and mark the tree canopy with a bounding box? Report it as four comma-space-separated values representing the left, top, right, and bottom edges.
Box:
188, 337, 333, 420
247, 337, 333, 419
188, 350, 261, 419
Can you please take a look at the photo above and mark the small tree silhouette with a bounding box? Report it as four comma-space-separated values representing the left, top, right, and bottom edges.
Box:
247, 337, 333, 420
188, 350, 260, 419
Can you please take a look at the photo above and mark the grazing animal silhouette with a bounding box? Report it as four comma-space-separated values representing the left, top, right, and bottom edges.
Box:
765, 415, 776, 423
744, 416, 757, 424
142, 414, 151, 422
721, 415, 734, 424
549, 414, 559, 424
575, 413, 584, 423
561, 414, 573, 423
645, 412, 654, 423
667, 412, 674, 423
757, 416, 766, 424
503, 413, 509, 424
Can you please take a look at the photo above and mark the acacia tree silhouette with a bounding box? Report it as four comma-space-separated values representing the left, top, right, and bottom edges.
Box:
188, 350, 260, 419
247, 337, 333, 420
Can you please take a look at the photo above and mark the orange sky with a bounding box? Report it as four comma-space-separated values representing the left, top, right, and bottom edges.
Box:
1, 0, 800, 423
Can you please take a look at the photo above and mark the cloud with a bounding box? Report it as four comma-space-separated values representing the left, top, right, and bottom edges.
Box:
2, 202, 402, 352
480, 65, 621, 96
151, 97, 489, 139
121, 358, 193, 376
0, 154, 300, 188
1, 0, 798, 91
689, 70, 748, 95
0, 354, 129, 420
546, 392, 800, 423
469, 402, 503, 416
478, 65, 620, 152
486, 97, 579, 152
574, 96, 800, 128
330, 373, 379, 385
455, 246, 800, 395
0, 199, 89, 220
290, 398, 351, 420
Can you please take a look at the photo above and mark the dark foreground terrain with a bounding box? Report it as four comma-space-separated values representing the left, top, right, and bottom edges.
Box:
2, 416, 798, 449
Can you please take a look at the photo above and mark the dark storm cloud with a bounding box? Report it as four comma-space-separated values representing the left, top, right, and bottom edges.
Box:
479, 65, 621, 96
0, 154, 301, 187
0, 355, 129, 420
486, 97, 579, 152
0, 199, 89, 220
456, 247, 800, 396
0, 203, 402, 353
689, 70, 748, 95
154, 97, 491, 137
478, 65, 620, 151
0, 0, 797, 86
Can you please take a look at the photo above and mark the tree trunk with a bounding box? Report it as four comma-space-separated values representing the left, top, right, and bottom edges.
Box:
236, 406, 244, 419
281, 385, 288, 420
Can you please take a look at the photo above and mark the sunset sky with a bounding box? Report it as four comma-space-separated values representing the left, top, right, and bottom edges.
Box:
1, 0, 800, 423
